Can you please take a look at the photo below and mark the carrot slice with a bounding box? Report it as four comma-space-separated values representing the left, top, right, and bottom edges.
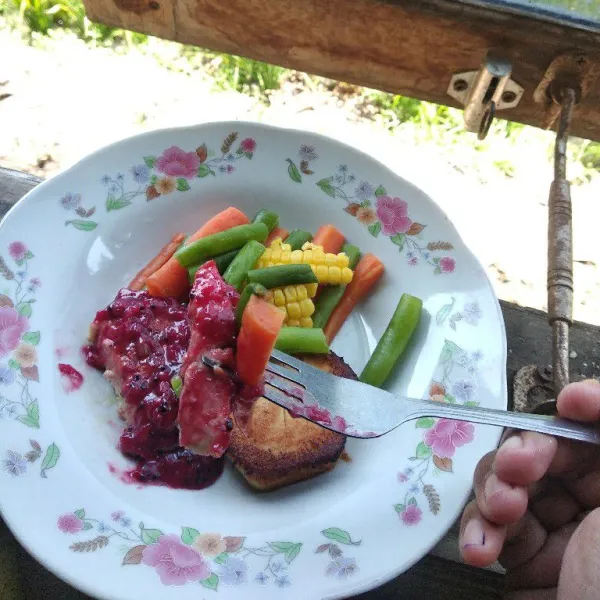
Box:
236, 295, 285, 386
146, 207, 249, 298
128, 233, 186, 291
191, 207, 249, 241
323, 253, 384, 344
313, 224, 345, 254
265, 227, 290, 246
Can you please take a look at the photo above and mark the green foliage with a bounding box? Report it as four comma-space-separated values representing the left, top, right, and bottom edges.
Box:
3, 0, 146, 44
210, 53, 284, 93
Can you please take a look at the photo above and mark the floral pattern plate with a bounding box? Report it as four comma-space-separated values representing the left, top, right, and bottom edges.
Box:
0, 122, 506, 600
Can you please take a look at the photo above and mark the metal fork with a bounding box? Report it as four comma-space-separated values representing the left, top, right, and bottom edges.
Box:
263, 350, 600, 444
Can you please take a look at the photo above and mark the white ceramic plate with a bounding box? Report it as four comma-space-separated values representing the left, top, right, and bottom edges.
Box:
0, 122, 506, 600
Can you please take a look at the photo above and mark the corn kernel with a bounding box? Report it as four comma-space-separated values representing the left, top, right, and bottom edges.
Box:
299, 317, 313, 328
306, 283, 318, 297
287, 302, 301, 319
328, 266, 342, 285
296, 285, 308, 301
271, 249, 282, 263
313, 250, 326, 265
341, 267, 353, 284
302, 242, 324, 252
273, 289, 286, 307
316, 265, 329, 283
281, 251, 291, 264
284, 286, 297, 302
337, 253, 350, 268
325, 253, 338, 267
287, 319, 300, 327
303, 250, 313, 263
300, 298, 315, 317
290, 250, 303, 264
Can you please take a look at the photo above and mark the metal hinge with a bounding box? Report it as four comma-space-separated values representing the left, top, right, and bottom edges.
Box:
447, 53, 524, 140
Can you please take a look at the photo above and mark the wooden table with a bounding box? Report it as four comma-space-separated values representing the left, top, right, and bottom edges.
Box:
1, 165, 599, 599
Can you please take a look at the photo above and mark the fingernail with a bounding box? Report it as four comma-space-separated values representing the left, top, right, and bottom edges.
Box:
582, 378, 600, 387
484, 474, 503, 500
462, 518, 486, 548
502, 435, 523, 451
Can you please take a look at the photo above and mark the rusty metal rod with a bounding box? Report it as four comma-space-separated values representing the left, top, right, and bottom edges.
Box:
548, 87, 576, 394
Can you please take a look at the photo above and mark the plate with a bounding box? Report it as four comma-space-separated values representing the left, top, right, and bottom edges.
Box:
0, 122, 506, 600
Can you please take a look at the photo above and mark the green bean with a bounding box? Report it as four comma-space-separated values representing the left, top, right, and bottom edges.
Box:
312, 244, 361, 328
223, 241, 266, 291
213, 249, 240, 274
275, 327, 329, 355
252, 209, 279, 233
359, 294, 423, 388
175, 222, 269, 268
247, 264, 318, 288
187, 249, 238, 283
170, 375, 183, 397
284, 229, 313, 250
236, 283, 267, 327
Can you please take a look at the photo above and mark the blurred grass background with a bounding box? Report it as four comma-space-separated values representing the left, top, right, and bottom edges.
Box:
1, 0, 599, 183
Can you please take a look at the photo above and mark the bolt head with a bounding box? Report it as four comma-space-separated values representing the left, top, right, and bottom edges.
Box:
453, 79, 468, 93
501, 90, 517, 104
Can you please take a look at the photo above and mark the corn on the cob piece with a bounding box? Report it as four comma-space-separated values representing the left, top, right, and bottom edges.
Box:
258, 240, 353, 285
265, 283, 317, 327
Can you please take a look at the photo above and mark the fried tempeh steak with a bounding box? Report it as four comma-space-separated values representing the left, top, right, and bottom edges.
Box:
227, 352, 356, 491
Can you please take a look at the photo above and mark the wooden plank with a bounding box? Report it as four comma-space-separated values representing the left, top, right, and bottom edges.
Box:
78, 0, 600, 141
504, 301, 600, 394
0, 167, 41, 217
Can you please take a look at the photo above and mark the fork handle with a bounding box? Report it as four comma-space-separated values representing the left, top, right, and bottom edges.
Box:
405, 398, 600, 445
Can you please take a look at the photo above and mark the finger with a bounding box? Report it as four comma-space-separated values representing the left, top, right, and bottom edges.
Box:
472, 450, 529, 525
498, 510, 547, 570
559, 509, 600, 600
474, 470, 529, 525
557, 379, 600, 422
493, 432, 557, 487
459, 499, 506, 567
564, 469, 600, 509
530, 479, 581, 531
505, 590, 557, 600
505, 522, 578, 590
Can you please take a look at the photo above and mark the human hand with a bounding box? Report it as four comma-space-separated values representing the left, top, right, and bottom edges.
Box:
459, 379, 600, 599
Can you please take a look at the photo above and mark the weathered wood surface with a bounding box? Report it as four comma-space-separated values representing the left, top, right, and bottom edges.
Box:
1, 166, 599, 599
79, 0, 600, 141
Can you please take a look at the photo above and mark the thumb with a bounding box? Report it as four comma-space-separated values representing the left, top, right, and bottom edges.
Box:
558, 508, 600, 600
557, 379, 600, 422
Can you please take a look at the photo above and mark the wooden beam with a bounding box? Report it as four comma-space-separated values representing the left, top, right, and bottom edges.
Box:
80, 0, 600, 141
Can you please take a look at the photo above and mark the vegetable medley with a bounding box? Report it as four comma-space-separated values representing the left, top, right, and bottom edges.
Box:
128, 206, 423, 390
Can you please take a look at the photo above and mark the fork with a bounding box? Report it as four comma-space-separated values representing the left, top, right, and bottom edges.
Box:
263, 350, 600, 444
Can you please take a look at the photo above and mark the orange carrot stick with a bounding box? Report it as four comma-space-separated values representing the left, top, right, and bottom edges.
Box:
128, 233, 186, 291
323, 253, 384, 344
190, 207, 249, 241
313, 224, 345, 254
236, 295, 285, 386
265, 227, 290, 246
146, 207, 249, 298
